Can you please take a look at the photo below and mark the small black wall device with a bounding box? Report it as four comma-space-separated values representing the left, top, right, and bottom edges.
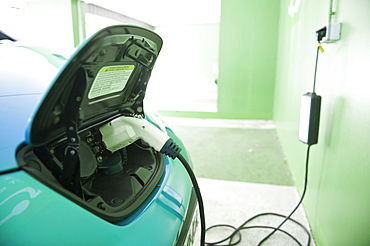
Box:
298, 92, 322, 145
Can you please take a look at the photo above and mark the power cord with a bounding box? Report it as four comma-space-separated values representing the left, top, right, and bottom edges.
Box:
203, 42, 324, 245
99, 116, 207, 245
204, 145, 312, 246
177, 153, 206, 246
257, 145, 311, 245
98, 115, 313, 246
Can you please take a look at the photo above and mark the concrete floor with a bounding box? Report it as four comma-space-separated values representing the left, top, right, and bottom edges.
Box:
165, 117, 293, 186
163, 117, 315, 246
197, 178, 313, 246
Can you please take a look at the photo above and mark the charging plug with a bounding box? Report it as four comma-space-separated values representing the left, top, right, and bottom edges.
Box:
316, 26, 327, 43
298, 93, 321, 145
99, 116, 181, 159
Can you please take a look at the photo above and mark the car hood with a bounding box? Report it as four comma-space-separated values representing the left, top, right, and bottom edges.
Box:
25, 25, 162, 147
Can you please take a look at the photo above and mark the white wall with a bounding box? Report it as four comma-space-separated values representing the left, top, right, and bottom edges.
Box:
145, 23, 219, 112
85, 13, 122, 39
0, 0, 75, 56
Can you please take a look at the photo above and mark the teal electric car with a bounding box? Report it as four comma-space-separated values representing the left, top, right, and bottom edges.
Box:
0, 26, 200, 245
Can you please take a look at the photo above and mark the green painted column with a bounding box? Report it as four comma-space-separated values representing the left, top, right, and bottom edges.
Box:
71, 0, 86, 47
217, 0, 280, 119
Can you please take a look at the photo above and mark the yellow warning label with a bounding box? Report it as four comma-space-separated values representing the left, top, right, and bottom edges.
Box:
98, 65, 135, 73
88, 65, 135, 99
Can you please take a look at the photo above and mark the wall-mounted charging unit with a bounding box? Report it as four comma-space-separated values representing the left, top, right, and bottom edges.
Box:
298, 92, 322, 145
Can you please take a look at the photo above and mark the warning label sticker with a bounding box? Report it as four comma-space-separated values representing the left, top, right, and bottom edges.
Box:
88, 65, 135, 99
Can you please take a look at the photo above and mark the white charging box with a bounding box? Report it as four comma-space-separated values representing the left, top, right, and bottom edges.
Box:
298, 93, 322, 145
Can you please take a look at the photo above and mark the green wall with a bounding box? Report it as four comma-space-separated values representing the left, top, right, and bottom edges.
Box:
147, 23, 220, 113
217, 0, 280, 119
274, 0, 370, 245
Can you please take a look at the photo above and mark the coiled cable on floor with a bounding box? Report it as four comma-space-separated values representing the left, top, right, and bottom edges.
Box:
204, 145, 312, 246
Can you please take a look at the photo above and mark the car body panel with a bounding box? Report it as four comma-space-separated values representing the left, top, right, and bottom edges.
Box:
0, 44, 61, 172
1, 151, 193, 245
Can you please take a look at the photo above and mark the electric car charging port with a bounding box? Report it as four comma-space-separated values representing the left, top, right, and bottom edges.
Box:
16, 119, 165, 223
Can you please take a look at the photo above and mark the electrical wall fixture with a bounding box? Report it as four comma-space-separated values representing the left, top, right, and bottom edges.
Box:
315, 22, 341, 43
204, 2, 344, 245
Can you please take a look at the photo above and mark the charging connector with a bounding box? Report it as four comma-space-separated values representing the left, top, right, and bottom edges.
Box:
99, 116, 181, 159
99, 115, 206, 245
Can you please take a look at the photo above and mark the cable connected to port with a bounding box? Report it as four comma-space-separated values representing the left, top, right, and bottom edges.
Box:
100, 116, 206, 246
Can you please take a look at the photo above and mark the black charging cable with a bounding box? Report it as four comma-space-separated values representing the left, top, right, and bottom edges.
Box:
312, 46, 320, 93
173, 41, 323, 246
203, 43, 324, 246
173, 120, 314, 246
177, 153, 206, 246
204, 145, 312, 246
253, 42, 323, 245
256, 145, 311, 246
